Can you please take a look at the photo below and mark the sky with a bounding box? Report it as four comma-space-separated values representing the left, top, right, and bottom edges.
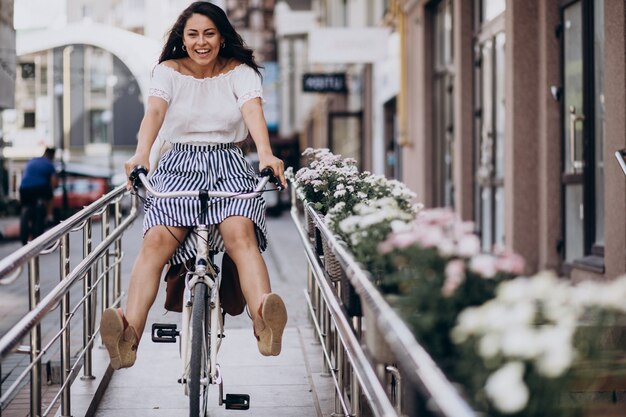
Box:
13, 0, 66, 30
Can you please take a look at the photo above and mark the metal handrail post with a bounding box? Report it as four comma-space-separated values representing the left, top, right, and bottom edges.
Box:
114, 198, 123, 303
386, 366, 402, 415
313, 271, 321, 337
307, 266, 315, 328
28, 257, 41, 417
102, 206, 110, 310
352, 316, 362, 417
333, 338, 346, 417
59, 234, 71, 417
322, 299, 332, 376
82, 219, 95, 379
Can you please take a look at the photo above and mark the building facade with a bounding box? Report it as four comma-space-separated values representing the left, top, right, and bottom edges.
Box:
276, 0, 626, 280
4, 0, 283, 198
401, 0, 625, 280
0, 0, 15, 112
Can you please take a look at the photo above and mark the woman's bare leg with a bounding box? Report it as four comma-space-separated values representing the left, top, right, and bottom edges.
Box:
124, 225, 188, 340
218, 216, 271, 321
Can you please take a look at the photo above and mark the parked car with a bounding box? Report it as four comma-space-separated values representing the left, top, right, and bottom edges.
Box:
53, 176, 109, 214
51, 163, 113, 219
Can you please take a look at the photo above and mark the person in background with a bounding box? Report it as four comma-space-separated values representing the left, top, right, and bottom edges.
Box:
19, 147, 58, 226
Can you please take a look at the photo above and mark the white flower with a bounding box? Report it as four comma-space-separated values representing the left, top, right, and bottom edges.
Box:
527, 270, 559, 298
485, 362, 529, 414
390, 220, 412, 233
534, 325, 576, 377
536, 349, 574, 378
478, 333, 500, 358
453, 308, 483, 340
497, 277, 531, 302
500, 327, 540, 359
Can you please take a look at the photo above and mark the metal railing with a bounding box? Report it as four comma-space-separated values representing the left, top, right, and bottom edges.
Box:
0, 184, 139, 417
291, 189, 476, 417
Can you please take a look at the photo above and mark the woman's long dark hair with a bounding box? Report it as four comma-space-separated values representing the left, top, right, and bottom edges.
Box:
158, 1, 262, 77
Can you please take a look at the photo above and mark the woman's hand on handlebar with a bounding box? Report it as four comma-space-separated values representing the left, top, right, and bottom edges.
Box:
258, 154, 286, 189
124, 155, 150, 191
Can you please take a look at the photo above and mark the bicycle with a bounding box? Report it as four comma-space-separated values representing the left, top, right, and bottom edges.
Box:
19, 197, 47, 245
129, 164, 281, 417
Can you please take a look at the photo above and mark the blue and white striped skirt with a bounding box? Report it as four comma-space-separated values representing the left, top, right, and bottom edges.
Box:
143, 142, 267, 265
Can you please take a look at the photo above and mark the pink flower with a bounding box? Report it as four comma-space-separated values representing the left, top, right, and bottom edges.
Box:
470, 254, 498, 278
442, 259, 466, 297
415, 226, 445, 248
493, 246, 526, 275
457, 235, 481, 257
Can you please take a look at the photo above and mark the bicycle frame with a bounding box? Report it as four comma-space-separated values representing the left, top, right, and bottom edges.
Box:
133, 165, 277, 413
179, 225, 223, 395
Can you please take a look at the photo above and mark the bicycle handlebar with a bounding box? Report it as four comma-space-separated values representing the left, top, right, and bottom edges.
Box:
129, 165, 281, 200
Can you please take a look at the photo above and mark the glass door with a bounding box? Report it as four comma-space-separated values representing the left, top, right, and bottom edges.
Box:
560, 0, 604, 264
384, 97, 400, 179
432, 0, 455, 207
474, 5, 506, 252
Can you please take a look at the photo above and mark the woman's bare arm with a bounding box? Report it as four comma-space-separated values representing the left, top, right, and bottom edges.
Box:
124, 96, 168, 187
241, 98, 286, 187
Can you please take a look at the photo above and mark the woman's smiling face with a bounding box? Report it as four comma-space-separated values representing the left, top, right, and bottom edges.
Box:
183, 13, 223, 65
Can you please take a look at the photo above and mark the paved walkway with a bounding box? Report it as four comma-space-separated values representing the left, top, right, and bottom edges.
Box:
89, 326, 332, 417
41, 210, 337, 417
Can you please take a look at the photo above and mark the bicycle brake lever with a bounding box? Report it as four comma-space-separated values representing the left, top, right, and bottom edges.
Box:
259, 167, 283, 191
129, 165, 149, 189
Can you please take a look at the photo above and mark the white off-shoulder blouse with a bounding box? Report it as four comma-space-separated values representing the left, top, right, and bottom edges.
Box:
148, 62, 263, 145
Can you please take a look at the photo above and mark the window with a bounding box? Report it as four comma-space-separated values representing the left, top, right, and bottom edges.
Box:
384, 97, 400, 179
482, 0, 505, 22
89, 110, 109, 144
20, 63, 35, 79
432, 0, 455, 207
88, 48, 110, 94
560, 0, 605, 267
328, 112, 363, 169
39, 64, 48, 96
474, 1, 506, 251
23, 112, 35, 128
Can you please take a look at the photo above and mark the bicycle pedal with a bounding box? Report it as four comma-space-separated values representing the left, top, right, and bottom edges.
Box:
151, 323, 179, 343
224, 393, 250, 410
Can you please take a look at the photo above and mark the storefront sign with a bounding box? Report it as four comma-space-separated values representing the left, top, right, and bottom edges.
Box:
302, 73, 347, 93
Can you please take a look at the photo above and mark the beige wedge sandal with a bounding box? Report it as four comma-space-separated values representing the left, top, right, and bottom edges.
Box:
100, 308, 139, 370
253, 293, 288, 356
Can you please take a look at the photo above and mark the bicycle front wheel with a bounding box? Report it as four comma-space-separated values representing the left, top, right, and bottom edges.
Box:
189, 282, 210, 417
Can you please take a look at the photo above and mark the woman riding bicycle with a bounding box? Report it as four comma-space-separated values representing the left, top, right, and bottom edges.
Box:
100, 1, 288, 370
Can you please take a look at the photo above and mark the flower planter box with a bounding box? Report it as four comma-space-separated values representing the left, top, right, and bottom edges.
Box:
361, 292, 395, 364
305, 206, 361, 317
